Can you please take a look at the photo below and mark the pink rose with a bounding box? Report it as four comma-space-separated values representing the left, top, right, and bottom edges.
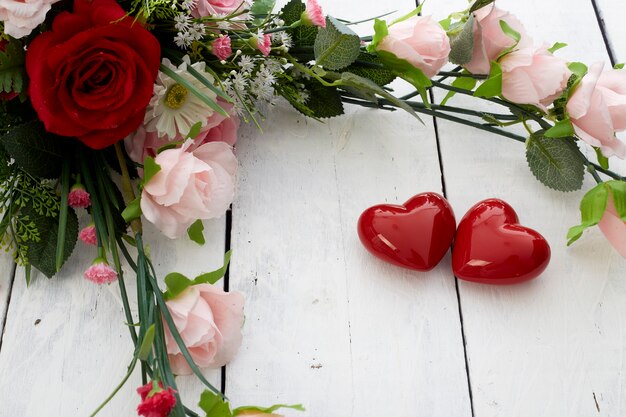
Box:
141, 141, 237, 238
598, 193, 626, 259
164, 284, 244, 375
377, 16, 450, 78
500, 46, 570, 112
212, 35, 232, 61
567, 62, 626, 159
192, 0, 248, 18
0, 0, 60, 38
465, 5, 531, 75
125, 98, 239, 164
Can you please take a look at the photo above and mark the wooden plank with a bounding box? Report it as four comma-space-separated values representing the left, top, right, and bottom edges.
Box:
0, 218, 226, 415
424, 0, 626, 416
0, 254, 14, 337
225, 1, 472, 416
594, 0, 626, 62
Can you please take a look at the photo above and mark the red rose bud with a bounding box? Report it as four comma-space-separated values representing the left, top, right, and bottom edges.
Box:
136, 382, 177, 417
25, 0, 161, 149
0, 40, 19, 101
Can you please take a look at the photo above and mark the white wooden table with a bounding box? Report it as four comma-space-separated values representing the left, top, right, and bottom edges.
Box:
1, 0, 625, 416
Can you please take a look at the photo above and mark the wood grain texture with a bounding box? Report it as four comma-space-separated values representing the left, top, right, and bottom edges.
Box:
225, 2, 472, 417
0, 254, 14, 337
423, 0, 626, 416
0, 218, 226, 416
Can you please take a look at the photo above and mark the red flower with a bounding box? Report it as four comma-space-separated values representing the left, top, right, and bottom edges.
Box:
0, 40, 18, 101
25, 0, 161, 149
136, 382, 177, 417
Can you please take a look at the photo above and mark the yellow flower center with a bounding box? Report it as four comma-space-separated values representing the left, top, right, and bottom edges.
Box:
165, 83, 188, 109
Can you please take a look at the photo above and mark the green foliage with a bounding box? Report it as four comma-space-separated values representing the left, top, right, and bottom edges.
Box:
526, 133, 585, 192
280, 0, 318, 46
389, 4, 424, 25
566, 182, 612, 245
187, 219, 205, 245
0, 121, 69, 179
199, 390, 233, 417
163, 251, 231, 300
374, 50, 431, 103
595, 147, 609, 169
474, 61, 502, 98
283, 78, 344, 119
250, 0, 276, 24
369, 18, 388, 51
122, 197, 142, 223
0, 37, 26, 95
345, 53, 396, 86
544, 119, 575, 138
615, 63, 625, 70
233, 404, 306, 415
19, 202, 78, 278
441, 75, 477, 105
138, 324, 156, 361
469, 0, 496, 13
548, 42, 568, 53
448, 15, 475, 66
142, 156, 161, 185
314, 16, 361, 70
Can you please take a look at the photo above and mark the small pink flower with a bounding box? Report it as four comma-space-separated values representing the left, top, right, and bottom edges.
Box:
68, 184, 91, 208
212, 35, 232, 61
136, 382, 177, 417
254, 33, 272, 56
79, 224, 98, 246
567, 62, 626, 159
598, 193, 626, 259
84, 259, 118, 284
302, 0, 325, 28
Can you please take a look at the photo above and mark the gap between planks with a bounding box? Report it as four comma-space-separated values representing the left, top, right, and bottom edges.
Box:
0, 262, 17, 352
590, 0, 617, 66
221, 208, 233, 395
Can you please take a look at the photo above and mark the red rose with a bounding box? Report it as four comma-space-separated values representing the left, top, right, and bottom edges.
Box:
0, 40, 19, 101
25, 0, 160, 149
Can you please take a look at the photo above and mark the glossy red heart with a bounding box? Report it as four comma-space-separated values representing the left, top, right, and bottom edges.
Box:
358, 193, 456, 271
452, 199, 551, 285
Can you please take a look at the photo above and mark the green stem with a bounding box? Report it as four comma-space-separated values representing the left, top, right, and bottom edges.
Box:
54, 160, 70, 273
114, 143, 142, 235
89, 357, 138, 417
436, 71, 487, 79
587, 164, 603, 184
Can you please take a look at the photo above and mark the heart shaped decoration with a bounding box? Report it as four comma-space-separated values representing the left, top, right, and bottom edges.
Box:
357, 193, 456, 271
452, 199, 551, 285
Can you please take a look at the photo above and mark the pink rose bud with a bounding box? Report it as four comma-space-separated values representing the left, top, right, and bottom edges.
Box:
212, 35, 232, 61
68, 184, 91, 208
191, 0, 248, 18
598, 194, 626, 259
301, 0, 325, 28
84, 258, 118, 284
140, 140, 237, 239
79, 224, 98, 246
465, 5, 531, 75
500, 46, 570, 113
251, 33, 272, 57
567, 62, 626, 159
136, 382, 177, 417
164, 284, 244, 375
376, 16, 450, 78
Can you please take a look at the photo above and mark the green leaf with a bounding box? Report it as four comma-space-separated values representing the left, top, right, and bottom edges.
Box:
568, 62, 588, 79
160, 64, 229, 117
441, 75, 477, 105
0, 37, 26, 94
374, 50, 431, 103
390, 4, 424, 26
368, 18, 389, 52
469, 0, 495, 13
344, 53, 396, 86
194, 250, 232, 285
448, 15, 475, 66
199, 390, 233, 417
314, 16, 361, 70
499, 19, 521, 43
615, 63, 625, 70
526, 134, 585, 192
138, 324, 155, 361
439, 17, 452, 31
594, 147, 609, 169
608, 180, 626, 220
20, 204, 78, 278
184, 63, 234, 104
187, 219, 205, 245
163, 272, 194, 300
187, 121, 203, 139
284, 79, 344, 119
0, 121, 68, 178
280, 0, 318, 45
567, 182, 609, 245
474, 61, 502, 98
233, 404, 306, 415
548, 42, 568, 53
55, 161, 70, 273
250, 0, 276, 24
544, 119, 575, 138
122, 197, 142, 223
339, 71, 423, 124
142, 156, 161, 185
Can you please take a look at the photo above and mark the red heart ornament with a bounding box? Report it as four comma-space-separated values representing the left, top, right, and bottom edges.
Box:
358, 193, 456, 271
452, 199, 551, 285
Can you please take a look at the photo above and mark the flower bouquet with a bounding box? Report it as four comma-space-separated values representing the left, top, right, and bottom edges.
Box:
0, 0, 625, 415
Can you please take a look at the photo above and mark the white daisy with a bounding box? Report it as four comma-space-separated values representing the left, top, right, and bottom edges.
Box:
144, 57, 218, 139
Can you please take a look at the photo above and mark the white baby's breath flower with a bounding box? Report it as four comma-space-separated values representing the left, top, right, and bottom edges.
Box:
144, 57, 218, 139
237, 55, 255, 74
